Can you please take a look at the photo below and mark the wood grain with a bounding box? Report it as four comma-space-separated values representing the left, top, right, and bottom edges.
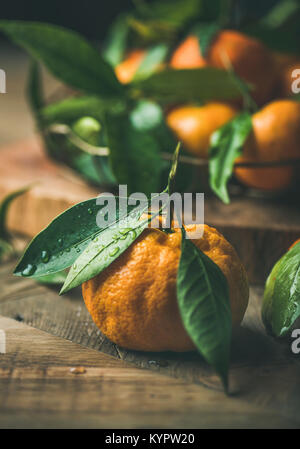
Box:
0, 260, 300, 428
0, 315, 299, 429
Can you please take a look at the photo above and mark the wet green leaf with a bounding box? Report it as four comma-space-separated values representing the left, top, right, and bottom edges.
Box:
177, 228, 231, 391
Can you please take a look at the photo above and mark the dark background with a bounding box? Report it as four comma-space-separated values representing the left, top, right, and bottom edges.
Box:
0, 0, 280, 40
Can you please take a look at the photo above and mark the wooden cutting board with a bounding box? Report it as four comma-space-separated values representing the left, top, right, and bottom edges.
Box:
0, 260, 300, 428
0, 137, 299, 284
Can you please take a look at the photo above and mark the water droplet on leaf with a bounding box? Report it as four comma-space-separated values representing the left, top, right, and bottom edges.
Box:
41, 250, 50, 263
22, 264, 36, 276
109, 247, 120, 257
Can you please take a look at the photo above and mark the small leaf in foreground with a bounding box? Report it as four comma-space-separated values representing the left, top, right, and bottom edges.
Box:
262, 242, 300, 337
209, 112, 252, 204
177, 228, 232, 390
60, 208, 150, 294
35, 270, 68, 286
0, 187, 30, 240
14, 196, 138, 279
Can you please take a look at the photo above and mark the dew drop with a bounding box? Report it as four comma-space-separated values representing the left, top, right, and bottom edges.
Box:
130, 230, 137, 239
93, 236, 99, 242
58, 238, 63, 247
76, 248, 81, 253
88, 208, 93, 215
73, 264, 77, 270
41, 250, 50, 263
65, 248, 71, 253
109, 247, 120, 257
22, 264, 36, 276
119, 227, 132, 235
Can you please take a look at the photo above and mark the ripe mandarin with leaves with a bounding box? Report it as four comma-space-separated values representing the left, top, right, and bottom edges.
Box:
82, 223, 249, 352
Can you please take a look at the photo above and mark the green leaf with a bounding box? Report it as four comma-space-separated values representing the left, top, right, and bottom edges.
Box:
192, 22, 220, 57
262, 242, 300, 337
209, 113, 252, 204
177, 228, 232, 391
130, 100, 175, 150
41, 96, 109, 125
60, 208, 150, 294
26, 59, 44, 117
14, 196, 139, 279
132, 43, 169, 81
0, 21, 124, 98
138, 0, 202, 28
36, 270, 68, 285
0, 187, 30, 240
135, 67, 243, 103
0, 239, 14, 262
293, 93, 300, 102
105, 110, 163, 196
102, 14, 130, 67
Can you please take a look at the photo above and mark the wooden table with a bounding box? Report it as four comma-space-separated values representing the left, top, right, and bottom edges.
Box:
1, 260, 300, 429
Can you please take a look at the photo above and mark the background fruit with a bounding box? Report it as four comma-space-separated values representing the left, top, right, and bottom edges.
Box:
170, 30, 276, 105
166, 102, 238, 158
115, 49, 146, 84
82, 224, 249, 352
170, 35, 207, 69
235, 100, 300, 191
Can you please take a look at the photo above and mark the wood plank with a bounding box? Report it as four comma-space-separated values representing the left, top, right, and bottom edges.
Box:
1, 137, 299, 283
0, 315, 299, 429
0, 261, 300, 428
0, 137, 98, 237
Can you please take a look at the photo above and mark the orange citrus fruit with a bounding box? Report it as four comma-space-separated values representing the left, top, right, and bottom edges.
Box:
115, 49, 147, 84
82, 224, 249, 352
235, 100, 300, 191
289, 239, 300, 251
166, 102, 238, 158
170, 30, 276, 105
170, 35, 207, 69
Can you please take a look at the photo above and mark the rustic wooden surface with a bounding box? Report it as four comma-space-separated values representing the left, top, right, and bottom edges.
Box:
0, 260, 300, 428
0, 137, 299, 284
